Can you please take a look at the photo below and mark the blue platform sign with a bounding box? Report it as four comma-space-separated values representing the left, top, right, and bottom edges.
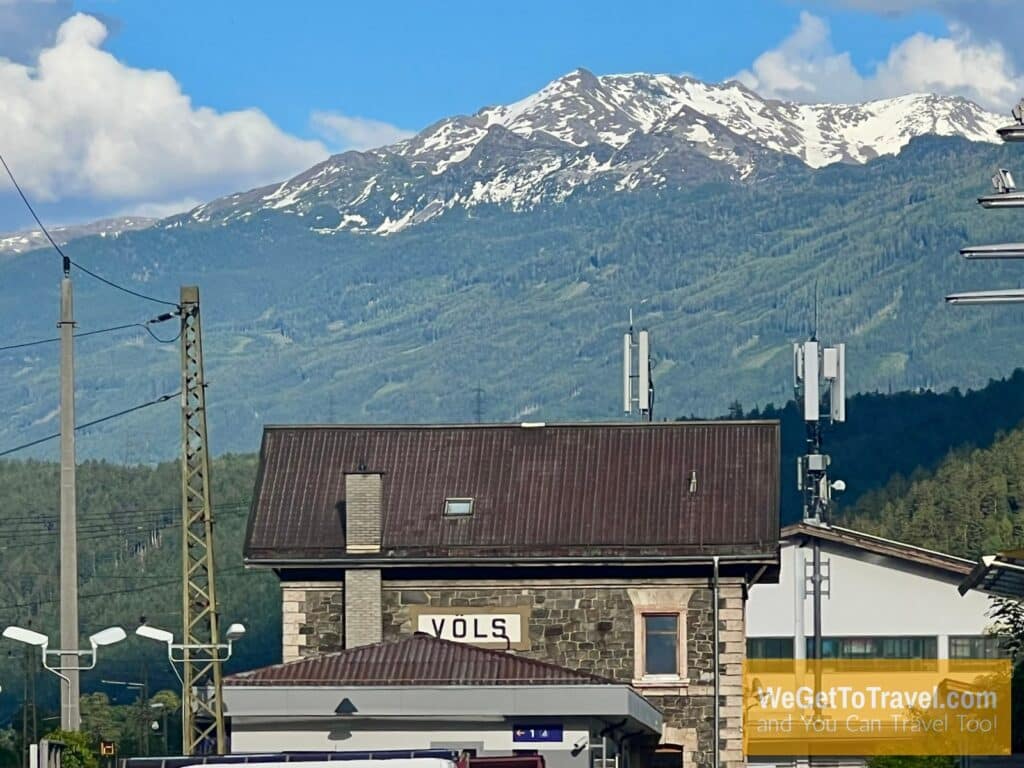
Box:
512, 724, 563, 743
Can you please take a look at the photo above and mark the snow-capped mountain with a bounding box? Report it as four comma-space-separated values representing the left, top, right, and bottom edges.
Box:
0, 216, 156, 256
185, 68, 1005, 236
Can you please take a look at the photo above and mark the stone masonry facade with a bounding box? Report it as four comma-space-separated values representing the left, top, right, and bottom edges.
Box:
281, 577, 746, 768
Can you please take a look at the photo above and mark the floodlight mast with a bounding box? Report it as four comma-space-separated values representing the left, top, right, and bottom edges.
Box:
951, 96, 1024, 303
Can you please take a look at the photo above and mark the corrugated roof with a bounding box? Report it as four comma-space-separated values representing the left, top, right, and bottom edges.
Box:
225, 633, 615, 686
781, 522, 974, 575
244, 421, 779, 563
959, 554, 1024, 597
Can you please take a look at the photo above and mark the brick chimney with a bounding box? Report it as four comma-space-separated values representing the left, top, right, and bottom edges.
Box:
343, 471, 383, 647
345, 471, 382, 554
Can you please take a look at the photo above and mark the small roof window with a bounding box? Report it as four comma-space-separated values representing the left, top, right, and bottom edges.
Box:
444, 498, 474, 517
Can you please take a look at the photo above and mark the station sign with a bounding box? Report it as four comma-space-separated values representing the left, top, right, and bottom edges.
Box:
513, 724, 563, 743
410, 606, 531, 650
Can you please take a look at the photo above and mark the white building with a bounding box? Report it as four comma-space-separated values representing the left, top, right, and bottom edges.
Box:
746, 522, 1008, 766
747, 522, 1002, 662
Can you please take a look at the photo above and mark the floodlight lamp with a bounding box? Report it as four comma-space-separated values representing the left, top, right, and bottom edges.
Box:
992, 169, 1017, 193
2, 626, 48, 647
136, 624, 175, 644
225, 623, 246, 641
946, 288, 1024, 305
89, 627, 127, 648
960, 244, 1024, 260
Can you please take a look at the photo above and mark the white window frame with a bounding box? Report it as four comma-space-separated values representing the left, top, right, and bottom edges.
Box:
443, 497, 474, 517
633, 607, 688, 687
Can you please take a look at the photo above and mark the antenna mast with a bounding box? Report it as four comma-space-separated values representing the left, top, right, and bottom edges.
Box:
793, 332, 846, 704
179, 286, 226, 755
622, 311, 654, 421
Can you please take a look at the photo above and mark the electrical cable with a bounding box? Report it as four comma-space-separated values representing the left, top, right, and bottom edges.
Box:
0, 391, 180, 458
0, 566, 249, 612
0, 312, 180, 353
0, 151, 179, 309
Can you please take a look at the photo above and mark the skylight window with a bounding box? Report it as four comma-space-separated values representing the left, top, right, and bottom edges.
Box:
444, 498, 474, 517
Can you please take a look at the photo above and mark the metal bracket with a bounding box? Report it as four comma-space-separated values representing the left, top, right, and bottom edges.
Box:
804, 558, 831, 598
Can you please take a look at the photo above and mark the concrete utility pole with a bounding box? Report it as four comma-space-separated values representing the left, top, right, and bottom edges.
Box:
58, 258, 80, 730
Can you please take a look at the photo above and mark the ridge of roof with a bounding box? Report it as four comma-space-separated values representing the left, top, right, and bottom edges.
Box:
781, 522, 973, 574
225, 633, 617, 687
263, 420, 779, 430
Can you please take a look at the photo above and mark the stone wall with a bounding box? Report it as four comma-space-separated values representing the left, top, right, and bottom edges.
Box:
281, 577, 746, 768
281, 581, 343, 661
380, 579, 746, 768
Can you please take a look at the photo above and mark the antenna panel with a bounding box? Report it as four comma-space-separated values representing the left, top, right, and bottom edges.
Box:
622, 333, 632, 414
830, 343, 846, 423
822, 347, 839, 380
638, 330, 650, 412
803, 341, 819, 422
793, 343, 804, 386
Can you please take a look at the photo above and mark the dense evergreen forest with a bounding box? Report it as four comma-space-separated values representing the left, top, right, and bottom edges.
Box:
0, 454, 270, 740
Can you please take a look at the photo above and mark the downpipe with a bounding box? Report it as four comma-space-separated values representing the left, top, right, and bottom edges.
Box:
713, 554, 720, 768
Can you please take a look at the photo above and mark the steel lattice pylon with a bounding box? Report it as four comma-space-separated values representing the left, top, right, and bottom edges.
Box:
179, 285, 225, 755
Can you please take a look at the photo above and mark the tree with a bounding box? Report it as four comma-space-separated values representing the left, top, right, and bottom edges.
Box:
43, 731, 98, 768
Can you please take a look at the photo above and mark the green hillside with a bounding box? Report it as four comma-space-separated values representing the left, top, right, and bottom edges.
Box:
843, 424, 1024, 559
4, 137, 1024, 462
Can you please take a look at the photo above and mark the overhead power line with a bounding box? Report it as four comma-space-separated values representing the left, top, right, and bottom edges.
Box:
0, 391, 181, 459
0, 312, 180, 353
0, 150, 179, 308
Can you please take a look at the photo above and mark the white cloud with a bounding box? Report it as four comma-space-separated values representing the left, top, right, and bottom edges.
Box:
814, 1, 1024, 72
0, 13, 328, 212
735, 11, 1023, 110
310, 111, 414, 152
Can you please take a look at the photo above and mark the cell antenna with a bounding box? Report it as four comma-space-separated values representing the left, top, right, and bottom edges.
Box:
813, 280, 819, 341
622, 311, 654, 421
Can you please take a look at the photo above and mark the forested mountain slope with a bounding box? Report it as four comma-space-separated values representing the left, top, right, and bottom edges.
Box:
4, 137, 1024, 462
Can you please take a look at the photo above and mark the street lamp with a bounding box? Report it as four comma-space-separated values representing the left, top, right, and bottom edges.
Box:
2, 625, 127, 684
134, 621, 245, 754
135, 622, 245, 672
149, 702, 169, 755
101, 679, 151, 757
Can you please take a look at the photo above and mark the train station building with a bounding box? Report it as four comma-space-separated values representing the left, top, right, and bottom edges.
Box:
235, 422, 781, 768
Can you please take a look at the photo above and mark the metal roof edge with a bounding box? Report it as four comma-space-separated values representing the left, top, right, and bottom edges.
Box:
243, 553, 781, 569
261, 420, 780, 431
781, 522, 973, 573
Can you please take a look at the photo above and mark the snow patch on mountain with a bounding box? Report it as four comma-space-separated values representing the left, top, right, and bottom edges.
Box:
180, 68, 1005, 237
0, 216, 157, 256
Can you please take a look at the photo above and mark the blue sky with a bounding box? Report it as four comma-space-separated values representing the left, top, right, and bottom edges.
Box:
77, 1, 947, 139
0, 0, 1021, 230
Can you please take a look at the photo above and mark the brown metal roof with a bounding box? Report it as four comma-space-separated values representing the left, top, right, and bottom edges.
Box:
781, 522, 974, 575
245, 421, 780, 563
225, 633, 615, 686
